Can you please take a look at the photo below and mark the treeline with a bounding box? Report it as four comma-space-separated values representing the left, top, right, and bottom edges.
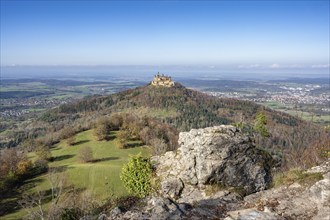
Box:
2, 83, 328, 165
92, 113, 179, 155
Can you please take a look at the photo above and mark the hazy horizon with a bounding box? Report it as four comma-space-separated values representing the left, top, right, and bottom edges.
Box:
1, 65, 329, 81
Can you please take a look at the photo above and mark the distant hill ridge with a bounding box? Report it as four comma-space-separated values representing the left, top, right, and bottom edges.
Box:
43, 78, 326, 155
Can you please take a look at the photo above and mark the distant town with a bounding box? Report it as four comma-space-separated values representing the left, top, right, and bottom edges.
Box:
207, 84, 329, 108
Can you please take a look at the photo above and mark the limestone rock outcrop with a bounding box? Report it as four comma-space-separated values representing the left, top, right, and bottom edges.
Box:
104, 126, 330, 220
153, 125, 273, 201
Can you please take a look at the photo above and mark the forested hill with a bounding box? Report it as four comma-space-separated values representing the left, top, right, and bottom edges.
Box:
40, 83, 326, 154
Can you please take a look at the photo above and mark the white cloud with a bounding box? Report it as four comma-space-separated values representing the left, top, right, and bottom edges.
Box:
269, 63, 280, 68
238, 64, 260, 69
311, 64, 330, 68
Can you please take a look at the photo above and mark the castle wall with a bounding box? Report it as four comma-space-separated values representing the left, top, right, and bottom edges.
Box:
151, 75, 175, 87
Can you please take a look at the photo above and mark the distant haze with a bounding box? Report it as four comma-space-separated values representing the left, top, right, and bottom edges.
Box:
1, 1, 329, 72
1, 65, 329, 81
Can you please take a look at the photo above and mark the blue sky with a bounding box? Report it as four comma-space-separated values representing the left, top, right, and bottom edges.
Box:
1, 1, 329, 70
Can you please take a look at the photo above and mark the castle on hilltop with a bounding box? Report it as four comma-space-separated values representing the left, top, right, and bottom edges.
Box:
151, 72, 175, 87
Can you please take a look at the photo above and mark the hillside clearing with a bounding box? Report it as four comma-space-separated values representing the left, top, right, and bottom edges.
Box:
2, 130, 150, 219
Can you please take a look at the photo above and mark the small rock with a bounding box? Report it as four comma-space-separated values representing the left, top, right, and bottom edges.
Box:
79, 216, 93, 220
98, 213, 107, 220
108, 207, 123, 219
289, 182, 301, 189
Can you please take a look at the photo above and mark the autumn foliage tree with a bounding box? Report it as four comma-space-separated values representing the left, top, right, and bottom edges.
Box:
0, 148, 33, 192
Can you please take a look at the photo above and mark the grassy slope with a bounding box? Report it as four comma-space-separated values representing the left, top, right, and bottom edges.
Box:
2, 130, 150, 219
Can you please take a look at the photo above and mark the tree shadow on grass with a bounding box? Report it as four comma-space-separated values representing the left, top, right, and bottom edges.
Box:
124, 142, 144, 148
92, 157, 119, 163
0, 178, 45, 217
52, 154, 74, 162
0, 195, 21, 216
73, 140, 90, 145
105, 136, 116, 141
48, 165, 71, 173
106, 133, 116, 141
21, 178, 45, 190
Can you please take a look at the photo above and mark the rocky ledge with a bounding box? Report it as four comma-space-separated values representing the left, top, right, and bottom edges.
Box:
154, 125, 272, 202
103, 126, 329, 220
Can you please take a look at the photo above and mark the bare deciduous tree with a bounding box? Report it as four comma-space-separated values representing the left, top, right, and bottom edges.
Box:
19, 189, 46, 220
19, 170, 67, 220
77, 146, 93, 163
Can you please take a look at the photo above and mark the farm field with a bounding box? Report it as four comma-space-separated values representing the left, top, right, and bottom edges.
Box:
261, 101, 330, 126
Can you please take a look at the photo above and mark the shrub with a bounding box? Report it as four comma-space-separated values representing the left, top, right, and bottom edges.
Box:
109, 113, 123, 130
93, 124, 110, 141
93, 117, 111, 141
150, 138, 168, 156
77, 146, 93, 163
59, 127, 76, 139
284, 137, 330, 170
36, 146, 52, 161
66, 136, 76, 146
120, 155, 153, 198
117, 130, 130, 148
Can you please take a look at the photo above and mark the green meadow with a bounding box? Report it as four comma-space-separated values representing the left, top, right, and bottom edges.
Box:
2, 130, 150, 219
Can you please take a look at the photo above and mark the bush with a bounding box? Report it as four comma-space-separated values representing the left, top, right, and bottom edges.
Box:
93, 124, 110, 141
93, 117, 112, 141
117, 130, 130, 148
150, 138, 168, 156
109, 113, 123, 130
120, 155, 153, 198
77, 146, 93, 163
59, 127, 76, 139
36, 146, 52, 161
66, 136, 76, 146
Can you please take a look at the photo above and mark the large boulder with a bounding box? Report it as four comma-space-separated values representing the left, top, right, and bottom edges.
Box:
154, 125, 273, 200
